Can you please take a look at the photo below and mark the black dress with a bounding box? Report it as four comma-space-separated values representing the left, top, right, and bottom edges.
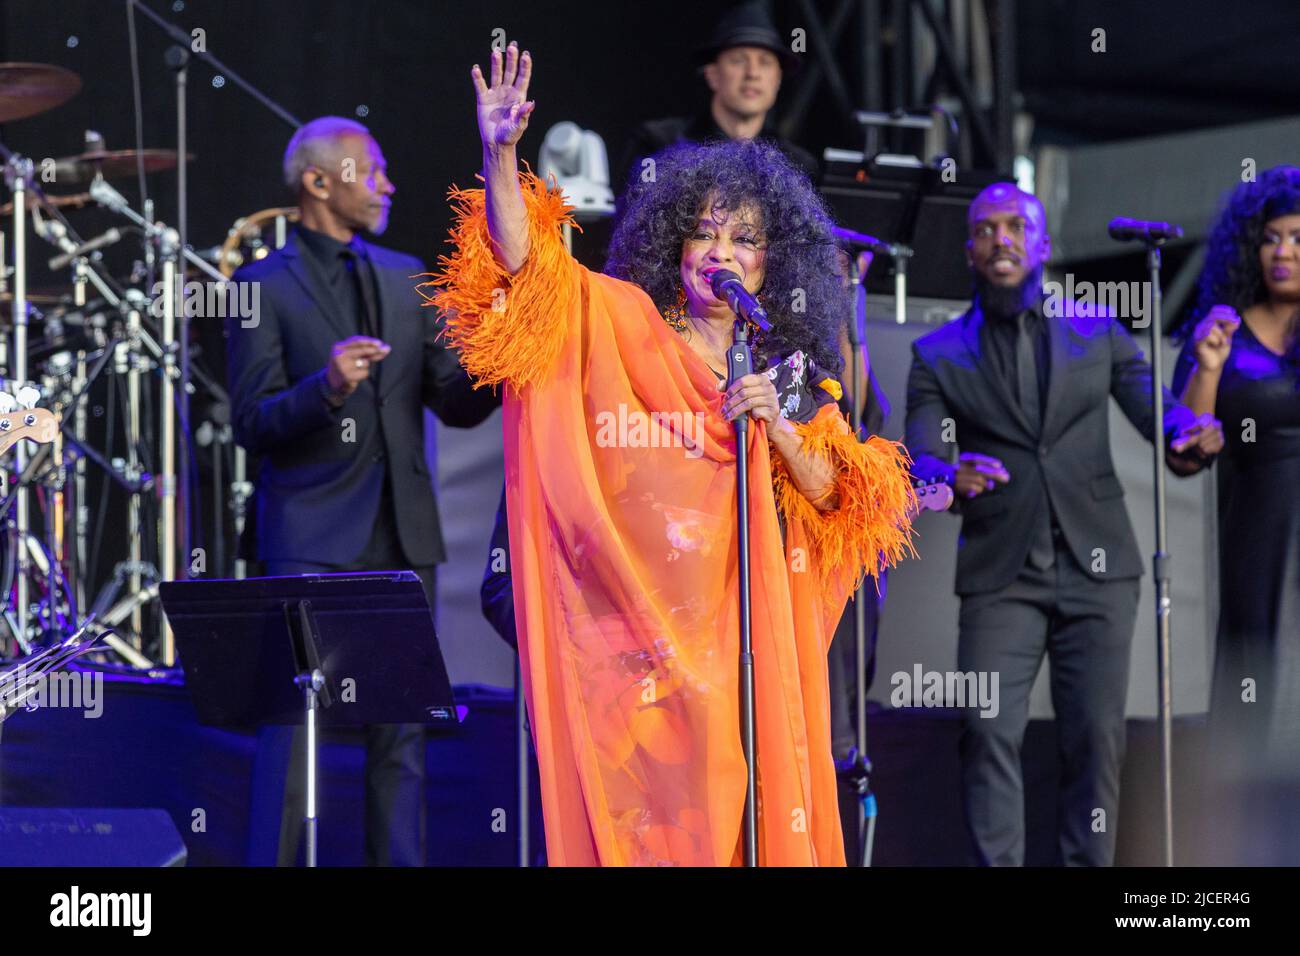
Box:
1173, 321, 1300, 782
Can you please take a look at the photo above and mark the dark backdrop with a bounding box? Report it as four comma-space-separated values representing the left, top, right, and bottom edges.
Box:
8, 0, 1297, 288
2, 0, 1297, 623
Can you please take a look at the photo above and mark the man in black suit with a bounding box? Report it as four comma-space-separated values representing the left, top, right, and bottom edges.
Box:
227, 116, 499, 866
903, 183, 1223, 866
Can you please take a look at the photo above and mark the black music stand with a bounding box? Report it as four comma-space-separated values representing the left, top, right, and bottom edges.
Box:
159, 571, 457, 867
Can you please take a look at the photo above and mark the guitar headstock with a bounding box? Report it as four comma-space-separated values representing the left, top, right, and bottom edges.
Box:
0, 385, 58, 456
912, 477, 954, 514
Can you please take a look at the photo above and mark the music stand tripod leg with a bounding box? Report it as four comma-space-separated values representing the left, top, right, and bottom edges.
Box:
287, 600, 331, 868
294, 667, 324, 868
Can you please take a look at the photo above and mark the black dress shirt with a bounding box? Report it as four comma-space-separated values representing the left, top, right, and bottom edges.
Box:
979, 294, 1057, 568
293, 224, 380, 340
292, 223, 397, 550
980, 296, 1051, 425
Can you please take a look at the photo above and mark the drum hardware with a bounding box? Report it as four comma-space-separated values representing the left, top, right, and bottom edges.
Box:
0, 618, 105, 727
217, 206, 301, 277
3, 144, 39, 650
84, 567, 158, 670
0, 63, 81, 123
0, 64, 157, 665
31, 178, 172, 660
0, 191, 92, 217
49, 148, 190, 187
0, 50, 282, 668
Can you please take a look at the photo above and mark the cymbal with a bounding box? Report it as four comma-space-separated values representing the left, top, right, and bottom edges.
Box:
51, 149, 192, 186
0, 63, 81, 122
0, 192, 91, 216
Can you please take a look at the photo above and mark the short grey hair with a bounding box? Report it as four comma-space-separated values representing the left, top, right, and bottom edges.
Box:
282, 116, 371, 191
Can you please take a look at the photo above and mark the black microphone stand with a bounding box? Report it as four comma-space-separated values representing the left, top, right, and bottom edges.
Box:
834, 234, 903, 866
1109, 217, 1181, 867
726, 316, 759, 867
841, 252, 875, 865
714, 274, 773, 867
1143, 238, 1176, 868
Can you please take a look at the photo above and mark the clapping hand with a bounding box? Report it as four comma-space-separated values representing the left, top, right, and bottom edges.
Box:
1192, 305, 1240, 373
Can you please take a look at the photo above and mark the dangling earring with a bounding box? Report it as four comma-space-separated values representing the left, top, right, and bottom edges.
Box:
662, 285, 689, 332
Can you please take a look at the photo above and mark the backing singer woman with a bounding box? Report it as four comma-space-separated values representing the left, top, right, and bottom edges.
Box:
1174, 165, 1300, 791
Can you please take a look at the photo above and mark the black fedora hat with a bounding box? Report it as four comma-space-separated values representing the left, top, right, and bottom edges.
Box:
694, 2, 801, 72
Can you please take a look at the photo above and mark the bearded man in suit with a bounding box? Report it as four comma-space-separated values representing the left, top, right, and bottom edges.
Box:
903, 183, 1223, 866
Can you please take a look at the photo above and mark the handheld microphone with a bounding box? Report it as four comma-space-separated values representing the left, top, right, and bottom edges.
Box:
709, 269, 771, 331
1108, 217, 1184, 243
48, 228, 122, 271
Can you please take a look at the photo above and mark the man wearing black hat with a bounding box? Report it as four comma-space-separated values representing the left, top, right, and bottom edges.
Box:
619, 1, 817, 190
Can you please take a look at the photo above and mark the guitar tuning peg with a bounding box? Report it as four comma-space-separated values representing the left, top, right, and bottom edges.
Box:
0, 393, 15, 414
15, 386, 40, 410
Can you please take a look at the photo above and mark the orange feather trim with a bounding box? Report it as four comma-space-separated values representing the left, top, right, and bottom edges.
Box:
771, 410, 918, 596
414, 170, 580, 391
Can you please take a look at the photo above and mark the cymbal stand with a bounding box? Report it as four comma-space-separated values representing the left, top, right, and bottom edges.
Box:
156, 229, 177, 663
39, 352, 156, 670
2, 148, 35, 652
18, 176, 172, 666
38, 213, 166, 660
60, 328, 160, 656
27, 187, 127, 653
86, 177, 190, 665
69, 351, 88, 619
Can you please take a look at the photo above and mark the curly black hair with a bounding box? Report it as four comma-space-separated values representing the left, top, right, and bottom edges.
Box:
1180, 165, 1300, 340
605, 138, 847, 376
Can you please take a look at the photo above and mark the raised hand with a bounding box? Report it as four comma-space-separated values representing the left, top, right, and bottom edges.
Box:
472, 41, 535, 153
1192, 305, 1240, 372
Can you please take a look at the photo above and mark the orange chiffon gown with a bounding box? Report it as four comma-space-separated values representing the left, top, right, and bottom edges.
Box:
421, 173, 916, 866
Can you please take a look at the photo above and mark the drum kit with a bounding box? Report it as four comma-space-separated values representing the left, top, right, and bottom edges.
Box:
0, 62, 292, 671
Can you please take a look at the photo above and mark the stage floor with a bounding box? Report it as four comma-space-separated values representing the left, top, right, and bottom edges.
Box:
0, 674, 1294, 865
